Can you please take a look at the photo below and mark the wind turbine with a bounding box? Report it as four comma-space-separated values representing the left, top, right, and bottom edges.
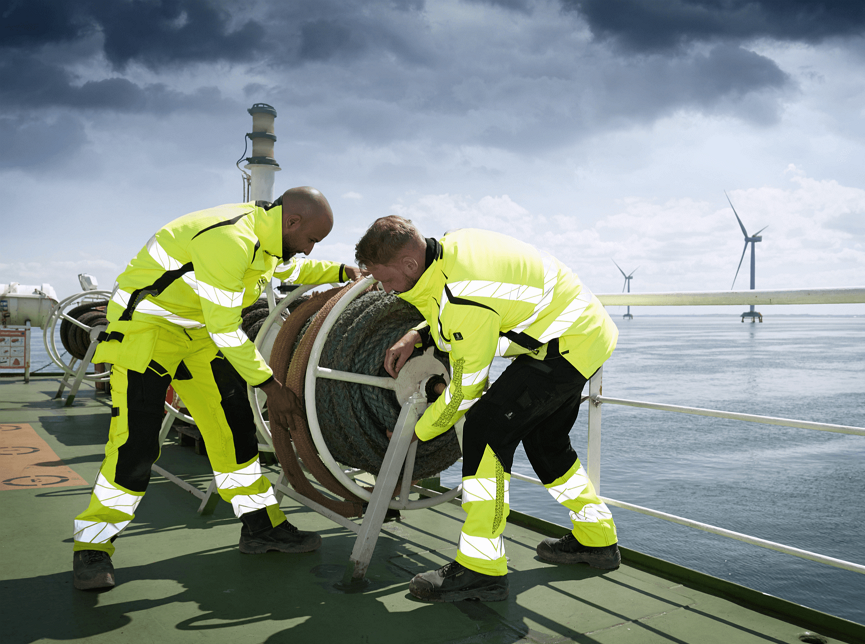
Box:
726, 191, 768, 323
612, 259, 638, 320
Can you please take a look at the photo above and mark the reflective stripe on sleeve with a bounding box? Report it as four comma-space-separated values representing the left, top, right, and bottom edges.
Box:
210, 329, 250, 348
459, 398, 479, 411
538, 290, 592, 343
495, 336, 511, 356
182, 271, 199, 294
197, 279, 244, 308
448, 279, 542, 304
277, 258, 304, 284
147, 236, 184, 271
462, 365, 490, 386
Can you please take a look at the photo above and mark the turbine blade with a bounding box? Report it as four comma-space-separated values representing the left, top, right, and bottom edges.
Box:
725, 191, 749, 237
630, 266, 639, 277
612, 258, 628, 278
753, 225, 768, 237
732, 241, 748, 289
622, 280, 626, 293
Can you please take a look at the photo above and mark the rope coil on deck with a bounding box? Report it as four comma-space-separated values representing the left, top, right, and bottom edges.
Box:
256, 284, 461, 518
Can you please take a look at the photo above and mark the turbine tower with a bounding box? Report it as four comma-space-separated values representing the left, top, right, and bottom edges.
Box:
726, 191, 768, 323
612, 259, 638, 320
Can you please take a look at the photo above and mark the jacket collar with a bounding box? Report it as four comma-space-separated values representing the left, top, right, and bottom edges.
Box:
253, 203, 284, 259
425, 236, 443, 269
401, 236, 446, 309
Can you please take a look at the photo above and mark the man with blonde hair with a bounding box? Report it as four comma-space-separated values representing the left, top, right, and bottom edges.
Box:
355, 216, 619, 602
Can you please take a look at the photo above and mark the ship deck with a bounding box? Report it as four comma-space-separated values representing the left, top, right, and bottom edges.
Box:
2, 375, 864, 644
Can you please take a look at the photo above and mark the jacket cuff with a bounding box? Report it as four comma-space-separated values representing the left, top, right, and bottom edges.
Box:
416, 325, 433, 349
339, 263, 346, 282
255, 375, 275, 389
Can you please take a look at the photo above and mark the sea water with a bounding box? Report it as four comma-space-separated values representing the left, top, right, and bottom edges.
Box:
16, 316, 865, 624
440, 316, 865, 625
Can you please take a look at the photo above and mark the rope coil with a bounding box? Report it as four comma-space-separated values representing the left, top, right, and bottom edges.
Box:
254, 286, 461, 516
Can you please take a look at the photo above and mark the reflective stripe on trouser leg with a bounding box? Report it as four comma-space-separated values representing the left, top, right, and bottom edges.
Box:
456, 445, 510, 576
73, 473, 144, 555
546, 458, 617, 547
73, 363, 168, 556
172, 343, 285, 529
213, 457, 279, 518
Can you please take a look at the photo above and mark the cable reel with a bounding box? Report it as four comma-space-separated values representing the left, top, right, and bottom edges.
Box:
248, 276, 463, 519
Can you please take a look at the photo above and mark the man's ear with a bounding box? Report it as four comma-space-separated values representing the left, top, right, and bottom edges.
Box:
284, 214, 302, 231
402, 255, 419, 276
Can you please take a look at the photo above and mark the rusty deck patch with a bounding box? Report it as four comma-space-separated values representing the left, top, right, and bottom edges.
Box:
0, 423, 89, 490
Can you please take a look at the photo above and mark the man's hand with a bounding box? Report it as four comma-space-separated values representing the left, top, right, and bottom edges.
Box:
343, 265, 362, 281
259, 378, 303, 431
384, 330, 421, 378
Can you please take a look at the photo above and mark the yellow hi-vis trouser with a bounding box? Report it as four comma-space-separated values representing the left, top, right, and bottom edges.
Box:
73, 319, 284, 556
456, 354, 617, 577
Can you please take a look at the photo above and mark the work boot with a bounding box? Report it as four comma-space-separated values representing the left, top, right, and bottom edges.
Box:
536, 533, 621, 569
73, 550, 116, 590
409, 561, 508, 602
239, 520, 321, 554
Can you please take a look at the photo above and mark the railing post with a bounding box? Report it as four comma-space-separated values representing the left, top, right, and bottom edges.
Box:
587, 366, 603, 494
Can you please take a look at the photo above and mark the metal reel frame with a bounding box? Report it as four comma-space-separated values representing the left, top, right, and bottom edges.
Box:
43, 290, 113, 382
247, 284, 319, 447
247, 277, 462, 511
301, 276, 462, 510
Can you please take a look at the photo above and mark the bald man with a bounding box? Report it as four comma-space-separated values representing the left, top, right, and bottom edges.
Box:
72, 187, 359, 591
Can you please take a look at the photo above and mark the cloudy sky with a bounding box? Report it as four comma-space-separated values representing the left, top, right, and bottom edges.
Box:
2, 0, 864, 316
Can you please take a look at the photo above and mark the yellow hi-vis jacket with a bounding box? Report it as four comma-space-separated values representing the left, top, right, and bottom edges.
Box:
98, 202, 347, 387
400, 229, 618, 442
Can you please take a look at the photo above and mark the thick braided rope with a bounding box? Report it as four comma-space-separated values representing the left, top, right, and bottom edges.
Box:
314, 291, 461, 479
267, 286, 462, 516
268, 287, 364, 517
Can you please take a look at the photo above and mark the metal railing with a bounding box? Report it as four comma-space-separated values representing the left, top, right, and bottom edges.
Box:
512, 287, 865, 575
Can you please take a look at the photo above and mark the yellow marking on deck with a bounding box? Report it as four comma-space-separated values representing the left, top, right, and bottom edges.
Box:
0, 423, 88, 489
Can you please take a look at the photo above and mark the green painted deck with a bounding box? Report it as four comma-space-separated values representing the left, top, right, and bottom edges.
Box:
2, 375, 863, 644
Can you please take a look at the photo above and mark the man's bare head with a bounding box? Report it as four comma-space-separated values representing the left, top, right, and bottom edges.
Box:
355, 216, 426, 293
280, 186, 334, 259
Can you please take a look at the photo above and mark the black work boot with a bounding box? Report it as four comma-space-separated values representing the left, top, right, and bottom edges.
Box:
536, 533, 621, 569
239, 521, 321, 554
409, 561, 508, 602
73, 550, 116, 590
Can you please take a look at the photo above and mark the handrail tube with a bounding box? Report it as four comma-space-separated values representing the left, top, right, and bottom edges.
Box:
502, 469, 865, 575
600, 496, 865, 575
597, 286, 865, 306
596, 395, 865, 437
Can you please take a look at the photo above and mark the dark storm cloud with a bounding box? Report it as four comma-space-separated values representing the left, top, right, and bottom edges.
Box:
264, 1, 431, 66
0, 53, 231, 113
461, 0, 535, 14
564, 0, 865, 53
0, 0, 267, 69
